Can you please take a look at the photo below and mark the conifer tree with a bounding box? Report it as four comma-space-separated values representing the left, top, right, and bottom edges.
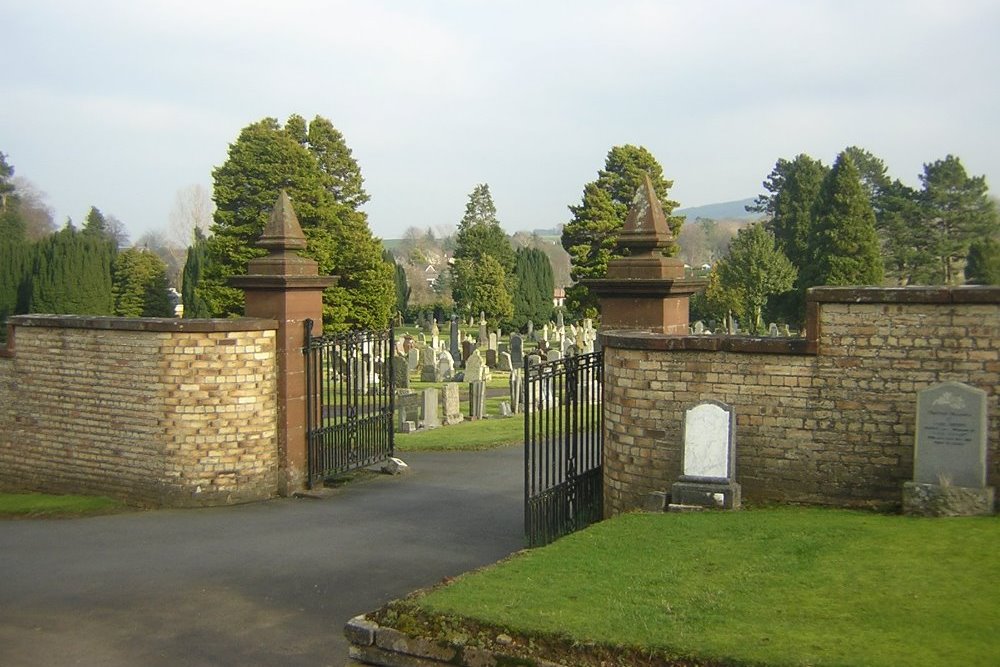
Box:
181, 228, 211, 318
511, 246, 554, 330
965, 238, 1000, 285
804, 152, 884, 288
919, 155, 999, 284
29, 223, 114, 315
112, 247, 173, 317
451, 183, 514, 313
562, 145, 682, 318
202, 116, 393, 330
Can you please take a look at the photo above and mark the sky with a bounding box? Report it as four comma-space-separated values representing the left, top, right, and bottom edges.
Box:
2, 0, 999, 243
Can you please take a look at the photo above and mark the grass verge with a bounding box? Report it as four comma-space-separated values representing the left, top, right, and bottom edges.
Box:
0, 492, 126, 518
412, 507, 1000, 666
395, 413, 524, 451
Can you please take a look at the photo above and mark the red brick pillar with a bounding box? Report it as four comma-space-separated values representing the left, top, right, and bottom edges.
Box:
231, 191, 336, 494
586, 174, 705, 333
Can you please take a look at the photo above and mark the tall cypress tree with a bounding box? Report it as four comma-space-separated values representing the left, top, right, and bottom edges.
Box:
804, 152, 884, 288
181, 227, 211, 318
29, 223, 114, 315
511, 246, 554, 330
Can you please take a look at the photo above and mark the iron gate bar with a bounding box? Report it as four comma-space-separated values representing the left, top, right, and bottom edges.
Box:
304, 320, 394, 488
524, 350, 603, 547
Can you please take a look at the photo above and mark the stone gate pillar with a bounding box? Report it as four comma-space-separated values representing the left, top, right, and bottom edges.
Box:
585, 174, 705, 333
231, 191, 336, 494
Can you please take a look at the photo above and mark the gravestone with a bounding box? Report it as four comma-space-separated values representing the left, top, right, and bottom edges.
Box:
510, 334, 524, 367
478, 313, 488, 347
546, 349, 561, 363
526, 320, 534, 341
449, 317, 460, 365
509, 368, 523, 414
669, 400, 741, 510
488, 332, 498, 352
461, 339, 475, 364
443, 383, 463, 425
486, 349, 497, 368
406, 347, 420, 373
768, 322, 779, 337
468, 382, 486, 420
903, 381, 994, 516
395, 392, 422, 432
556, 310, 564, 328
431, 320, 440, 350
422, 388, 440, 429
436, 349, 455, 381
498, 351, 513, 372
391, 354, 409, 390
499, 401, 512, 417
693, 321, 705, 335
464, 349, 487, 383
420, 346, 440, 382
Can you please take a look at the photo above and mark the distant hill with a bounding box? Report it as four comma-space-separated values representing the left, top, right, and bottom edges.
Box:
676, 198, 762, 221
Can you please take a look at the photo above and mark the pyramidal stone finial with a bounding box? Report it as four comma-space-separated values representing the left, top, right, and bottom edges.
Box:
258, 190, 307, 252
618, 173, 673, 255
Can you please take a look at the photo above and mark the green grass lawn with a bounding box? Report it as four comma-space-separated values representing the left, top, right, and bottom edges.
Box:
0, 492, 125, 518
395, 413, 525, 451
413, 507, 1000, 666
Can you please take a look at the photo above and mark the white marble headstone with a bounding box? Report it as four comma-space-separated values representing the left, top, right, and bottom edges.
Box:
682, 401, 734, 480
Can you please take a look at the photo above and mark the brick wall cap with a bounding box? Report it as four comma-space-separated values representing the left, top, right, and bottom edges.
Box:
599, 330, 814, 355
807, 286, 1000, 304
7, 315, 277, 333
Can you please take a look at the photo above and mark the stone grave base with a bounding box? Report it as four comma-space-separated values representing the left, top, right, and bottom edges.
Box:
669, 477, 741, 510
902, 482, 995, 517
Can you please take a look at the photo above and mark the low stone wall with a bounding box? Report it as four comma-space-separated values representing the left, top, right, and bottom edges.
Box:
0, 315, 280, 507
601, 287, 1000, 514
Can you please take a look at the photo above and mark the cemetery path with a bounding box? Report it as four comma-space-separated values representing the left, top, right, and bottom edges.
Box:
0, 445, 524, 667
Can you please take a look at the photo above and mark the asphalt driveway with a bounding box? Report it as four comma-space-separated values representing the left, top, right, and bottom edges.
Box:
0, 445, 524, 666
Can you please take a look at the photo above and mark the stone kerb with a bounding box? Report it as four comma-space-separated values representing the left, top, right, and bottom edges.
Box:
0, 315, 279, 506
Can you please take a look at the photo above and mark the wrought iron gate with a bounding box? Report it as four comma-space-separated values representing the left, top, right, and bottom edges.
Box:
304, 320, 394, 488
524, 350, 604, 547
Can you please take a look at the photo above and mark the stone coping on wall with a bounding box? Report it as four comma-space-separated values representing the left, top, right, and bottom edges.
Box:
599, 330, 815, 355
807, 285, 1000, 304
7, 314, 278, 332
599, 286, 1000, 355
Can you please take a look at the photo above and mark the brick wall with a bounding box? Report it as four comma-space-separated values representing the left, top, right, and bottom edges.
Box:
0, 315, 280, 507
601, 287, 1000, 514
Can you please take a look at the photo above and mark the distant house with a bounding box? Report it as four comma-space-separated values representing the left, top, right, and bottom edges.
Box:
423, 264, 439, 285
553, 287, 566, 308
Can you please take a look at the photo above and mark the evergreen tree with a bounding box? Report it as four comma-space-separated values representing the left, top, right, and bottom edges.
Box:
82, 206, 108, 237
202, 115, 393, 330
384, 249, 411, 317
804, 152, 884, 288
181, 227, 211, 318
0, 237, 31, 338
112, 247, 173, 317
715, 223, 797, 334
0, 152, 27, 241
561, 145, 682, 318
29, 223, 114, 315
751, 154, 829, 272
454, 255, 513, 327
919, 155, 999, 284
965, 238, 1000, 285
511, 246, 554, 330
451, 183, 514, 311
